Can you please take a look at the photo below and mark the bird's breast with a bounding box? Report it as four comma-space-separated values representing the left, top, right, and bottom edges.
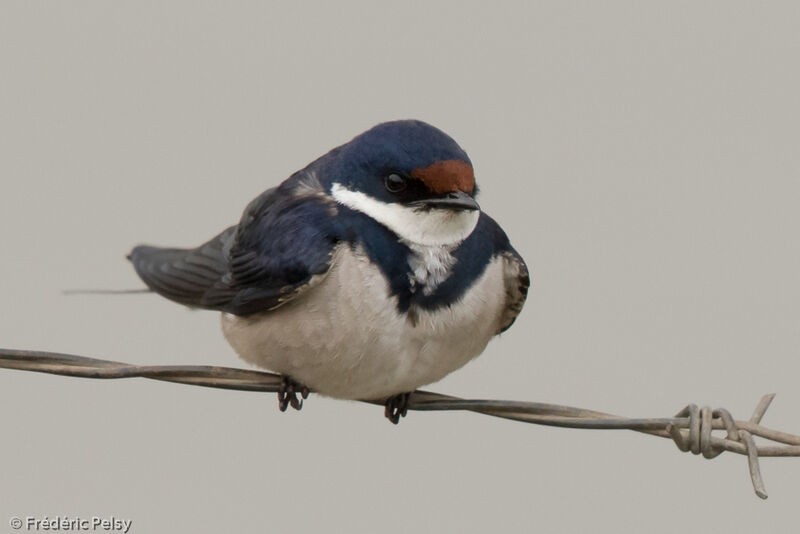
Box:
221, 243, 507, 400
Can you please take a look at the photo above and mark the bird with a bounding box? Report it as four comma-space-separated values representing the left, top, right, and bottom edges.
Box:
128, 120, 529, 423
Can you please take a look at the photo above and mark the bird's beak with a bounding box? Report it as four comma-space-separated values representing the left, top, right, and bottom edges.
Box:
410, 190, 480, 211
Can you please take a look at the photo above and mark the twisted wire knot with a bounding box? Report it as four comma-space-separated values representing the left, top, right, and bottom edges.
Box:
665, 401, 769, 499
666, 404, 738, 458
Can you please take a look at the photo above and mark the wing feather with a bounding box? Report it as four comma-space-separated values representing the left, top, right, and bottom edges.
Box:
128, 226, 235, 307
497, 248, 530, 334
128, 180, 338, 315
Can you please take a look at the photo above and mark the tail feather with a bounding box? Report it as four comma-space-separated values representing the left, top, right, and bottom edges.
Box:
62, 288, 152, 295
127, 226, 236, 309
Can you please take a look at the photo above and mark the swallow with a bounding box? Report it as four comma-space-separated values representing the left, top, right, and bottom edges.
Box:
129, 120, 529, 423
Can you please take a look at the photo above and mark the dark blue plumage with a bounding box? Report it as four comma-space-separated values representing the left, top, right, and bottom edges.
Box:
337, 206, 518, 313
317, 120, 474, 203
129, 120, 528, 322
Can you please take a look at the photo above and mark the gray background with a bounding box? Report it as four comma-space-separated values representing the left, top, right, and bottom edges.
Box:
1, 1, 799, 532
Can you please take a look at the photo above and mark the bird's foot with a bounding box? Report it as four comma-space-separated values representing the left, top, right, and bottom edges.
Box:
384, 392, 412, 424
278, 376, 310, 412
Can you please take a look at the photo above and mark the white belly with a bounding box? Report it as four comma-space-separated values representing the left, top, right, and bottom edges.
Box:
221, 245, 507, 400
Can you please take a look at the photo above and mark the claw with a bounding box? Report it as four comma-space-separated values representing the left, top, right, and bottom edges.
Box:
278, 376, 308, 412
384, 392, 411, 424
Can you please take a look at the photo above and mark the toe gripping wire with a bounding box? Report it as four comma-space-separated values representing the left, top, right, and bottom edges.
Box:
666, 395, 774, 499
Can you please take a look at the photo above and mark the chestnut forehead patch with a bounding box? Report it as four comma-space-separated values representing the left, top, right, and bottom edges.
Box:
410, 160, 475, 194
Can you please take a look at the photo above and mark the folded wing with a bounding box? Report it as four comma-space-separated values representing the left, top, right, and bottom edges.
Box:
498, 248, 530, 333
128, 184, 339, 316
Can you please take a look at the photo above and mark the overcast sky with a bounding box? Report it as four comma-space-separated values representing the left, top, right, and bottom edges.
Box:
1, 2, 799, 532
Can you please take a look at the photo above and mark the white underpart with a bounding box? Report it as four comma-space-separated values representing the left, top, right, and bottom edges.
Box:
222, 245, 509, 400
406, 241, 456, 296
330, 183, 479, 246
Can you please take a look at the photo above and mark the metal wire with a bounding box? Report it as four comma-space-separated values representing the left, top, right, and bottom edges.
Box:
2, 347, 798, 499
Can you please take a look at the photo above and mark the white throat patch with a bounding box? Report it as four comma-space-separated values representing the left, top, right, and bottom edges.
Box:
330, 183, 480, 246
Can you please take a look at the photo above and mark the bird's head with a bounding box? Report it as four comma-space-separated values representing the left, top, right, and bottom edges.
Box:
327, 120, 480, 247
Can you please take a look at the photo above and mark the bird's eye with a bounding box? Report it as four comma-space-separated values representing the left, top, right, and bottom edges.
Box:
384, 173, 408, 193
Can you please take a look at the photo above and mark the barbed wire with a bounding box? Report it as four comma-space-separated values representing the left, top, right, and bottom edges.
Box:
2, 347, 798, 499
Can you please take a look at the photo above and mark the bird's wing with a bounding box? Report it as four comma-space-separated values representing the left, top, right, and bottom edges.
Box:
460, 213, 530, 334
497, 247, 530, 334
128, 225, 237, 308
129, 182, 339, 316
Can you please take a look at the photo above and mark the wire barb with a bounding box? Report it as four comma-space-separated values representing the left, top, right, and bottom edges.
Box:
1, 348, 797, 499
665, 401, 772, 498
